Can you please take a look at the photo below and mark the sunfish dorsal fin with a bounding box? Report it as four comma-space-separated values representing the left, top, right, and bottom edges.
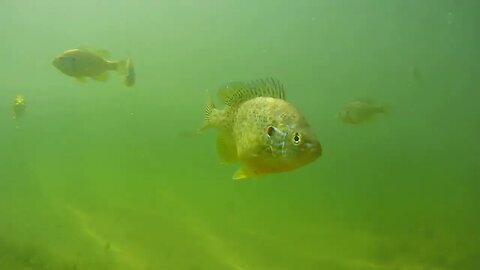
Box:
77, 46, 110, 59
219, 78, 286, 107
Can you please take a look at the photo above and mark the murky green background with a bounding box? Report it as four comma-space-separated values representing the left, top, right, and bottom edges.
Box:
1, 0, 479, 269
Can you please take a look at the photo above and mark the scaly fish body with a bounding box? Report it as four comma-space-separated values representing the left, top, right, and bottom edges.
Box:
52, 48, 128, 83
203, 78, 321, 180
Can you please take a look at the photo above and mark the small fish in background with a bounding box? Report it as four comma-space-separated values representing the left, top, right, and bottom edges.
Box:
177, 129, 202, 138
52, 47, 129, 83
124, 57, 135, 87
411, 65, 423, 82
337, 100, 388, 124
13, 94, 26, 120
446, 11, 455, 25
202, 78, 321, 180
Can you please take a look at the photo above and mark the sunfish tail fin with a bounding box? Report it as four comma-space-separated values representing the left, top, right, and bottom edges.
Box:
113, 58, 129, 75
123, 57, 135, 87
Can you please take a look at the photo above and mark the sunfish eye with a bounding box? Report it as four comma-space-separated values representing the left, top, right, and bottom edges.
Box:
266, 126, 275, 137
292, 132, 301, 145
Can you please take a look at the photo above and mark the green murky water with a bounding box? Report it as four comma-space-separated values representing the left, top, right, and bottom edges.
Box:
1, 0, 479, 269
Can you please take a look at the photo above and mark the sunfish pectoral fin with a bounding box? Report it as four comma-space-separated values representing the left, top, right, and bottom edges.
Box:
233, 168, 248, 180
232, 166, 259, 180
216, 131, 238, 163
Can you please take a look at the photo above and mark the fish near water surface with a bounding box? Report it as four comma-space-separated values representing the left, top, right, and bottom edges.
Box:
202, 78, 321, 180
52, 48, 133, 85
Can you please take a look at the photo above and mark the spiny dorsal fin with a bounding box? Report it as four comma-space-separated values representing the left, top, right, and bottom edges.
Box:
219, 78, 286, 107
249, 78, 286, 99
201, 90, 216, 130
77, 46, 110, 59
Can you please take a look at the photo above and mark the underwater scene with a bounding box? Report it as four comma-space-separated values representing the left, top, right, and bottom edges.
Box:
1, 0, 479, 269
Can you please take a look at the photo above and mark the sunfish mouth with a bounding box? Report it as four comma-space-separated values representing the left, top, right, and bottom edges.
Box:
306, 141, 322, 157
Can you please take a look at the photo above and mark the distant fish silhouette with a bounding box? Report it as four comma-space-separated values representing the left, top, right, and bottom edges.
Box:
13, 94, 26, 120
412, 66, 423, 82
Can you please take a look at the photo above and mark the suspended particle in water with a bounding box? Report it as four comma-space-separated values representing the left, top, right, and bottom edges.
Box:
446, 12, 454, 25
412, 66, 423, 82
105, 242, 111, 251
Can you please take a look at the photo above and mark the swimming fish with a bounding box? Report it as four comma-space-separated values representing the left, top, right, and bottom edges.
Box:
202, 78, 321, 180
13, 94, 26, 119
412, 66, 423, 82
52, 47, 129, 83
337, 100, 387, 124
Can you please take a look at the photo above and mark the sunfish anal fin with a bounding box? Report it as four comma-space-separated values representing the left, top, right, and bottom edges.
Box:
91, 72, 109, 82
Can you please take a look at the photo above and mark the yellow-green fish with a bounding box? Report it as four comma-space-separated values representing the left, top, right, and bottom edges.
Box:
13, 94, 26, 119
202, 78, 321, 180
52, 47, 129, 83
337, 100, 387, 124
